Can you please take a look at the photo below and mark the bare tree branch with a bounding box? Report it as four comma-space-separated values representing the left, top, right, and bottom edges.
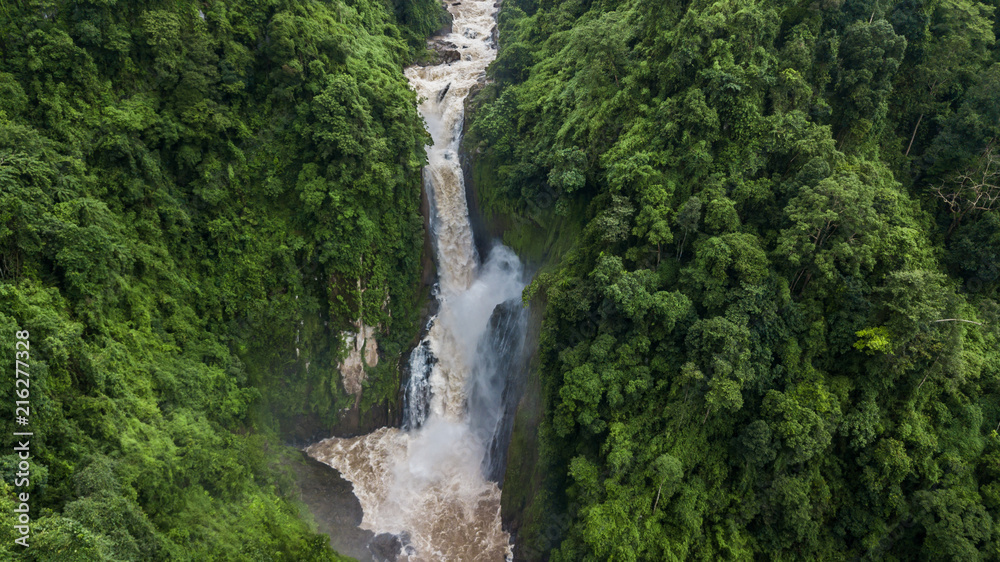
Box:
935, 141, 1000, 235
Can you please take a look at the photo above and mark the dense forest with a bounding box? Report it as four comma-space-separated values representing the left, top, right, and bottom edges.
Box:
467, 0, 1000, 559
0, 0, 446, 559
3, 0, 1000, 559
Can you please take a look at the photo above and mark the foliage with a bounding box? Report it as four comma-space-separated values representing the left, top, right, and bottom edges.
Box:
469, 0, 1000, 558
0, 0, 444, 559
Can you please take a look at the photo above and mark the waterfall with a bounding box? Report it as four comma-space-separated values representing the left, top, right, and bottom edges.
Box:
401, 337, 435, 431
471, 297, 529, 483
306, 1, 525, 559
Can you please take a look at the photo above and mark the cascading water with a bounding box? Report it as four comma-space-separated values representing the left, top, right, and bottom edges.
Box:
401, 336, 436, 431
471, 297, 528, 483
306, 1, 525, 559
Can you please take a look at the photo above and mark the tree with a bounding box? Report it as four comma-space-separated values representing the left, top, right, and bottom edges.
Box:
933, 141, 1000, 235
674, 196, 702, 260
834, 19, 906, 141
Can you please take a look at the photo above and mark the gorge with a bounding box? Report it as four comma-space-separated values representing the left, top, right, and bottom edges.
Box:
3, 0, 998, 559
306, 1, 524, 559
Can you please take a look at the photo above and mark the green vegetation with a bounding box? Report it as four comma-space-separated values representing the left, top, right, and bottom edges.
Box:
0, 0, 445, 559
469, 0, 1000, 559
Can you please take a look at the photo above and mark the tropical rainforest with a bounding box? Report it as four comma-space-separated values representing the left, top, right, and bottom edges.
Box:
2, 0, 1000, 560
467, 0, 1000, 559
0, 0, 447, 559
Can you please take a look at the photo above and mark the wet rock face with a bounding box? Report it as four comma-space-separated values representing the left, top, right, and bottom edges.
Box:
291, 453, 423, 562
421, 39, 464, 67
339, 323, 378, 397
470, 298, 529, 482
368, 532, 402, 561
288, 453, 376, 560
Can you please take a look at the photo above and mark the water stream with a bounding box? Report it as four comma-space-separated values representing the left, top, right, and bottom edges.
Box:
306, 2, 523, 559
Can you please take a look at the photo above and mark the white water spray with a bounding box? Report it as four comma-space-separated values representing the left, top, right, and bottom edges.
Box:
307, 1, 524, 559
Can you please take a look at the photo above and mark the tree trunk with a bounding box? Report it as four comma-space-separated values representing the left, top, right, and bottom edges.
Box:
905, 114, 924, 157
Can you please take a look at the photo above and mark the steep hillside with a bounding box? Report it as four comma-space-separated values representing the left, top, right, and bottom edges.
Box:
467, 0, 1000, 559
0, 0, 445, 559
